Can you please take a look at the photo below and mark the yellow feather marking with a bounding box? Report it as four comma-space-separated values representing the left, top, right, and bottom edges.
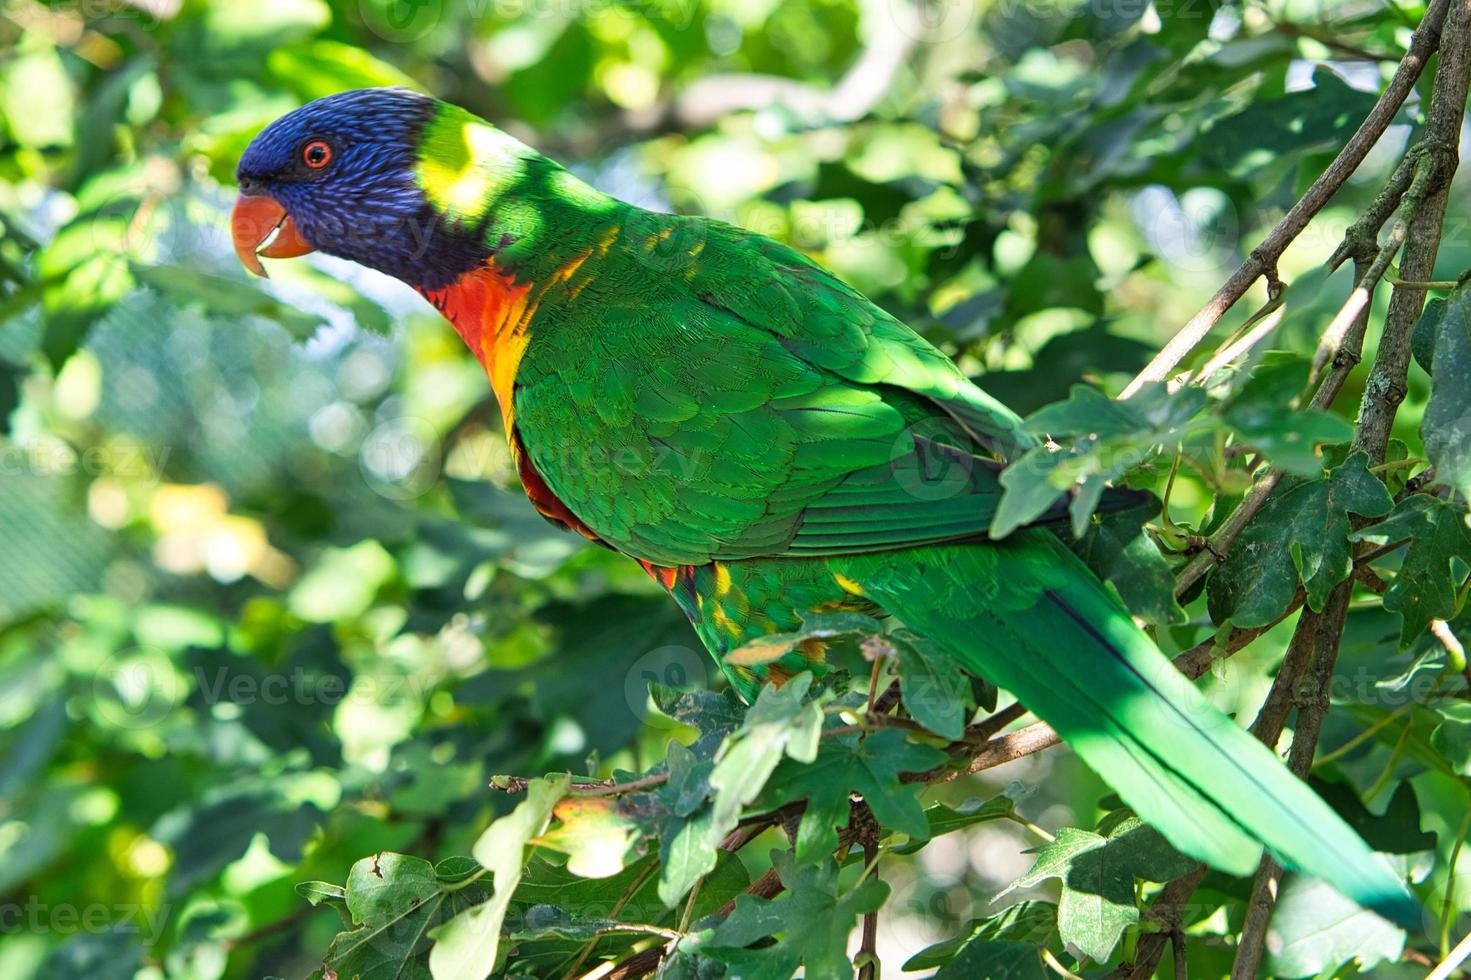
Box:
416, 108, 526, 225
712, 605, 738, 638
714, 564, 732, 596
798, 638, 828, 663
833, 574, 865, 596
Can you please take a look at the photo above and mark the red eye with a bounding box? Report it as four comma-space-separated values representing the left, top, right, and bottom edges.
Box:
302, 139, 332, 169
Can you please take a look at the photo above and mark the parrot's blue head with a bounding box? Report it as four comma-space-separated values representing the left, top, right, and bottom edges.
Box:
233, 88, 490, 288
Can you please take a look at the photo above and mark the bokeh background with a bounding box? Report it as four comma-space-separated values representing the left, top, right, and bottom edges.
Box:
2, 0, 1469, 977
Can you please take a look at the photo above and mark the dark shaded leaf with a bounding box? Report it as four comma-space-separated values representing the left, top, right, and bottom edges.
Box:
1208, 452, 1392, 627
1005, 817, 1195, 961
1352, 495, 1471, 645
760, 729, 947, 864
701, 851, 889, 980
1422, 284, 1471, 505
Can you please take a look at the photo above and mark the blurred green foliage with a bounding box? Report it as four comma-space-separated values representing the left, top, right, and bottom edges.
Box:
2, 0, 1471, 977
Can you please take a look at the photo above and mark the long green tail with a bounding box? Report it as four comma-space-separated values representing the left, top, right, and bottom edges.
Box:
838, 532, 1419, 928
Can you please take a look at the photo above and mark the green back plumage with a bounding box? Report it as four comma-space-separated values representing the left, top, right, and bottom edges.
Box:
512, 217, 1045, 566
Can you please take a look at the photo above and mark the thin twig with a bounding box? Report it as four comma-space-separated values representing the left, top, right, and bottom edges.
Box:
1172, 298, 1287, 390
856, 837, 881, 980
1172, 218, 1408, 599
493, 772, 673, 797
1120, 0, 1449, 397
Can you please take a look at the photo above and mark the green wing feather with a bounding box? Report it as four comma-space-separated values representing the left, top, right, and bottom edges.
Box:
514, 216, 1063, 566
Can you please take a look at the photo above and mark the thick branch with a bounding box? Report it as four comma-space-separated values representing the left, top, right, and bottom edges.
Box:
1231, 7, 1471, 973
1231, 588, 1356, 979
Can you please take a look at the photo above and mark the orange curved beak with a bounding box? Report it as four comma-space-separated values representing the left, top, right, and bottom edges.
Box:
231, 194, 315, 277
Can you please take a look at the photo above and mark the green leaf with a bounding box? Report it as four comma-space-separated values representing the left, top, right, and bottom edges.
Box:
296, 880, 347, 908
1352, 495, 1471, 645
1003, 253, 1104, 320
323, 853, 485, 980
701, 851, 889, 980
1430, 703, 1471, 776
934, 940, 1045, 979
152, 777, 324, 895
0, 357, 21, 433
134, 264, 328, 340
288, 540, 396, 623
996, 383, 1209, 537
1064, 500, 1184, 625
1222, 354, 1353, 476
893, 796, 1017, 854
532, 796, 637, 879
903, 901, 1055, 970
1201, 69, 1379, 178
1006, 817, 1194, 962
1412, 296, 1446, 374
892, 629, 968, 739
427, 774, 569, 980
760, 729, 948, 864
1308, 780, 1436, 855
659, 676, 822, 903
38, 934, 142, 980
1208, 451, 1393, 627
42, 253, 133, 370
1421, 283, 1471, 506
662, 739, 714, 818
266, 39, 422, 101
713, 673, 823, 812
1264, 875, 1405, 976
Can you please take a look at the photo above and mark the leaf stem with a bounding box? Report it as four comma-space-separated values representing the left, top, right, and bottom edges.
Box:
1440, 796, 1471, 957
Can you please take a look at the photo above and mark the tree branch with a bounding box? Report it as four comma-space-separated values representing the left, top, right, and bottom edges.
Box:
1119, 0, 1450, 398
1231, 6, 1471, 973
1171, 154, 1425, 601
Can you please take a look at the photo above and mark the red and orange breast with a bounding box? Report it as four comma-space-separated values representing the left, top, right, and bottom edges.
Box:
419, 263, 535, 434
419, 260, 603, 543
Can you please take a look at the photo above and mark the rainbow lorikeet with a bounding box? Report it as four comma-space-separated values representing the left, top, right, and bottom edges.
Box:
232, 89, 1417, 925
